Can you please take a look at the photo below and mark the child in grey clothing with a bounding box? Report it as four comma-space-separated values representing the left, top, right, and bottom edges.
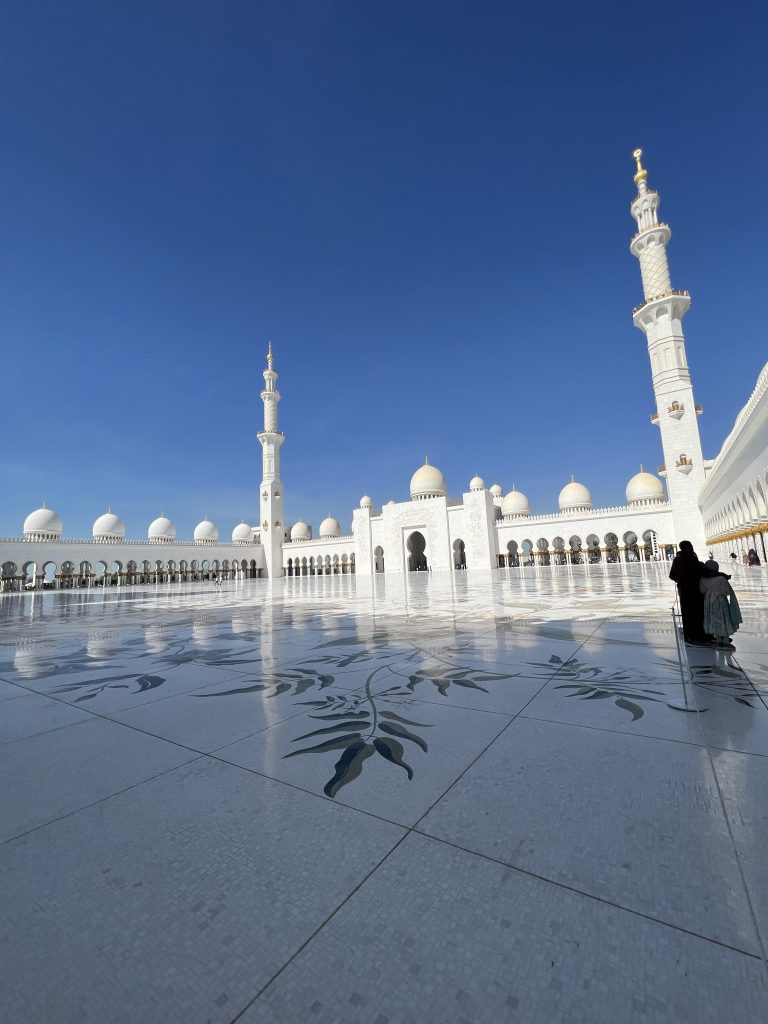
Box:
700, 559, 742, 650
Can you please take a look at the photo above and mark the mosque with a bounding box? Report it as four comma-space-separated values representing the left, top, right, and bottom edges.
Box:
2, 152, 766, 590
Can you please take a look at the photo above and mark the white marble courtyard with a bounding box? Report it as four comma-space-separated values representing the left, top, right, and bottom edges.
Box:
2, 565, 768, 1023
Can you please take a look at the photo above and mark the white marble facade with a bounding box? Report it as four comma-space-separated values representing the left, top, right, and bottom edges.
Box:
2, 151, 764, 590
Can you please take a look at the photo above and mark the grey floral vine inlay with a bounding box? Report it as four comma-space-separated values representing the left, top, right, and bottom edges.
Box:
197, 632, 516, 797
525, 655, 666, 720
52, 673, 166, 702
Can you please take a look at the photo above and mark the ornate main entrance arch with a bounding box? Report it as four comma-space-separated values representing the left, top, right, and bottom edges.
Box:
406, 531, 427, 572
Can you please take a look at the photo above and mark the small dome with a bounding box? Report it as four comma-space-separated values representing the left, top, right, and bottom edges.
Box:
501, 488, 530, 518
92, 510, 125, 541
558, 479, 592, 512
489, 483, 503, 498
385, 500, 396, 506
469, 476, 485, 492
410, 458, 447, 500
194, 518, 218, 544
148, 515, 176, 543
23, 503, 62, 540
626, 468, 665, 505
319, 516, 341, 538
290, 520, 312, 541
232, 521, 253, 544
360, 495, 373, 509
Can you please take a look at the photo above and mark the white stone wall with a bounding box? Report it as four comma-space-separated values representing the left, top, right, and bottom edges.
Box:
698, 363, 768, 562
368, 497, 453, 574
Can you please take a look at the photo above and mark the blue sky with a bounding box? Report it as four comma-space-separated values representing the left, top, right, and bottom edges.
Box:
1, 1, 766, 539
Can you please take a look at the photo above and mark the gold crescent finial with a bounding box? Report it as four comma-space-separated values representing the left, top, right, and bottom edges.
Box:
267, 340, 274, 368
633, 147, 648, 184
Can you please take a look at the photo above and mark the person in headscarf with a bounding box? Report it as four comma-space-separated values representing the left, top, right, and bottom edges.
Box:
700, 559, 742, 650
669, 541, 722, 645
747, 548, 761, 566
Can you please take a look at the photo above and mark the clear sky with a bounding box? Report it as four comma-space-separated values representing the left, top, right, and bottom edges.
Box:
1, 1, 766, 539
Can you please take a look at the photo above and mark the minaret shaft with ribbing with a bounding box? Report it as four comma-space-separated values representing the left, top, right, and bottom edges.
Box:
257, 343, 285, 578
630, 151, 706, 549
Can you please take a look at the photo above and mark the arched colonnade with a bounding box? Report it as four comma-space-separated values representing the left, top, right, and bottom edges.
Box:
704, 470, 768, 562
497, 530, 667, 568
285, 553, 356, 577
1, 557, 262, 592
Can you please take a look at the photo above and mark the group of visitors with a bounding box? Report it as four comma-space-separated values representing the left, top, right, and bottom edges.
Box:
729, 549, 762, 567
669, 541, 743, 650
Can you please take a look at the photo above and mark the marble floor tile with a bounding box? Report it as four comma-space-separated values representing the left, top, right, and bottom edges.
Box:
0, 677, 27, 700
0, 717, 196, 842
419, 717, 760, 953
0, 690, 93, 744
711, 747, 768, 945
241, 833, 768, 1024
108, 677, 351, 753
0, 758, 404, 1024
217, 697, 511, 826
26, 661, 249, 714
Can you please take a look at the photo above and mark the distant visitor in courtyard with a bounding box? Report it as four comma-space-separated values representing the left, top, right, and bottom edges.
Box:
700, 559, 742, 650
747, 548, 761, 566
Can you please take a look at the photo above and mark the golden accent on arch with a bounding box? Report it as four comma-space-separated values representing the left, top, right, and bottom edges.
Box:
633, 148, 648, 185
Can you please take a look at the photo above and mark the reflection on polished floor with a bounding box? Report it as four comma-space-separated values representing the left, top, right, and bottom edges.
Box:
2, 564, 768, 1023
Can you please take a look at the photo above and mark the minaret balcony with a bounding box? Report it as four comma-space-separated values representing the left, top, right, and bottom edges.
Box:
650, 412, 659, 425
675, 456, 694, 475
632, 289, 690, 323
629, 222, 671, 254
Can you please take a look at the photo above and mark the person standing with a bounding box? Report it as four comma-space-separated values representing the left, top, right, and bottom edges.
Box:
669, 541, 720, 646
747, 548, 761, 566
700, 559, 742, 650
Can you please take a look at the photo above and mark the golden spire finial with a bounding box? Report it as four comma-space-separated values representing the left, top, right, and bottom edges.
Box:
267, 340, 274, 369
633, 148, 648, 185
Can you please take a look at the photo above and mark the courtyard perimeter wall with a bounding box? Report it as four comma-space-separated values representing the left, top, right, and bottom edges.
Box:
699, 363, 768, 563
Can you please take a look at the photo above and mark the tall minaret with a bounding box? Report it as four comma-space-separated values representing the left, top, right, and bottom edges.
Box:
630, 149, 706, 549
257, 342, 285, 578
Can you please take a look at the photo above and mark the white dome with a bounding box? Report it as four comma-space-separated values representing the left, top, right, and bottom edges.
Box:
469, 476, 485, 492
501, 488, 530, 518
92, 510, 125, 540
232, 522, 253, 544
23, 504, 62, 540
558, 479, 592, 512
290, 520, 312, 541
489, 483, 503, 498
319, 516, 341, 538
194, 518, 218, 543
360, 495, 373, 509
385, 500, 396, 506
148, 515, 176, 543
626, 469, 665, 505
410, 459, 447, 499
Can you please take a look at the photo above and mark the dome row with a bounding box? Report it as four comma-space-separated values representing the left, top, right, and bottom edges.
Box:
289, 516, 342, 542
22, 507, 258, 545
359, 463, 665, 514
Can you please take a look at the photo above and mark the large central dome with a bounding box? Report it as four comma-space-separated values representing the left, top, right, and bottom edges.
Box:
410, 458, 447, 500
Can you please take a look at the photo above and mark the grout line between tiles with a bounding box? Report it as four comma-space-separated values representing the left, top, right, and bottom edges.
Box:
408, 831, 765, 961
